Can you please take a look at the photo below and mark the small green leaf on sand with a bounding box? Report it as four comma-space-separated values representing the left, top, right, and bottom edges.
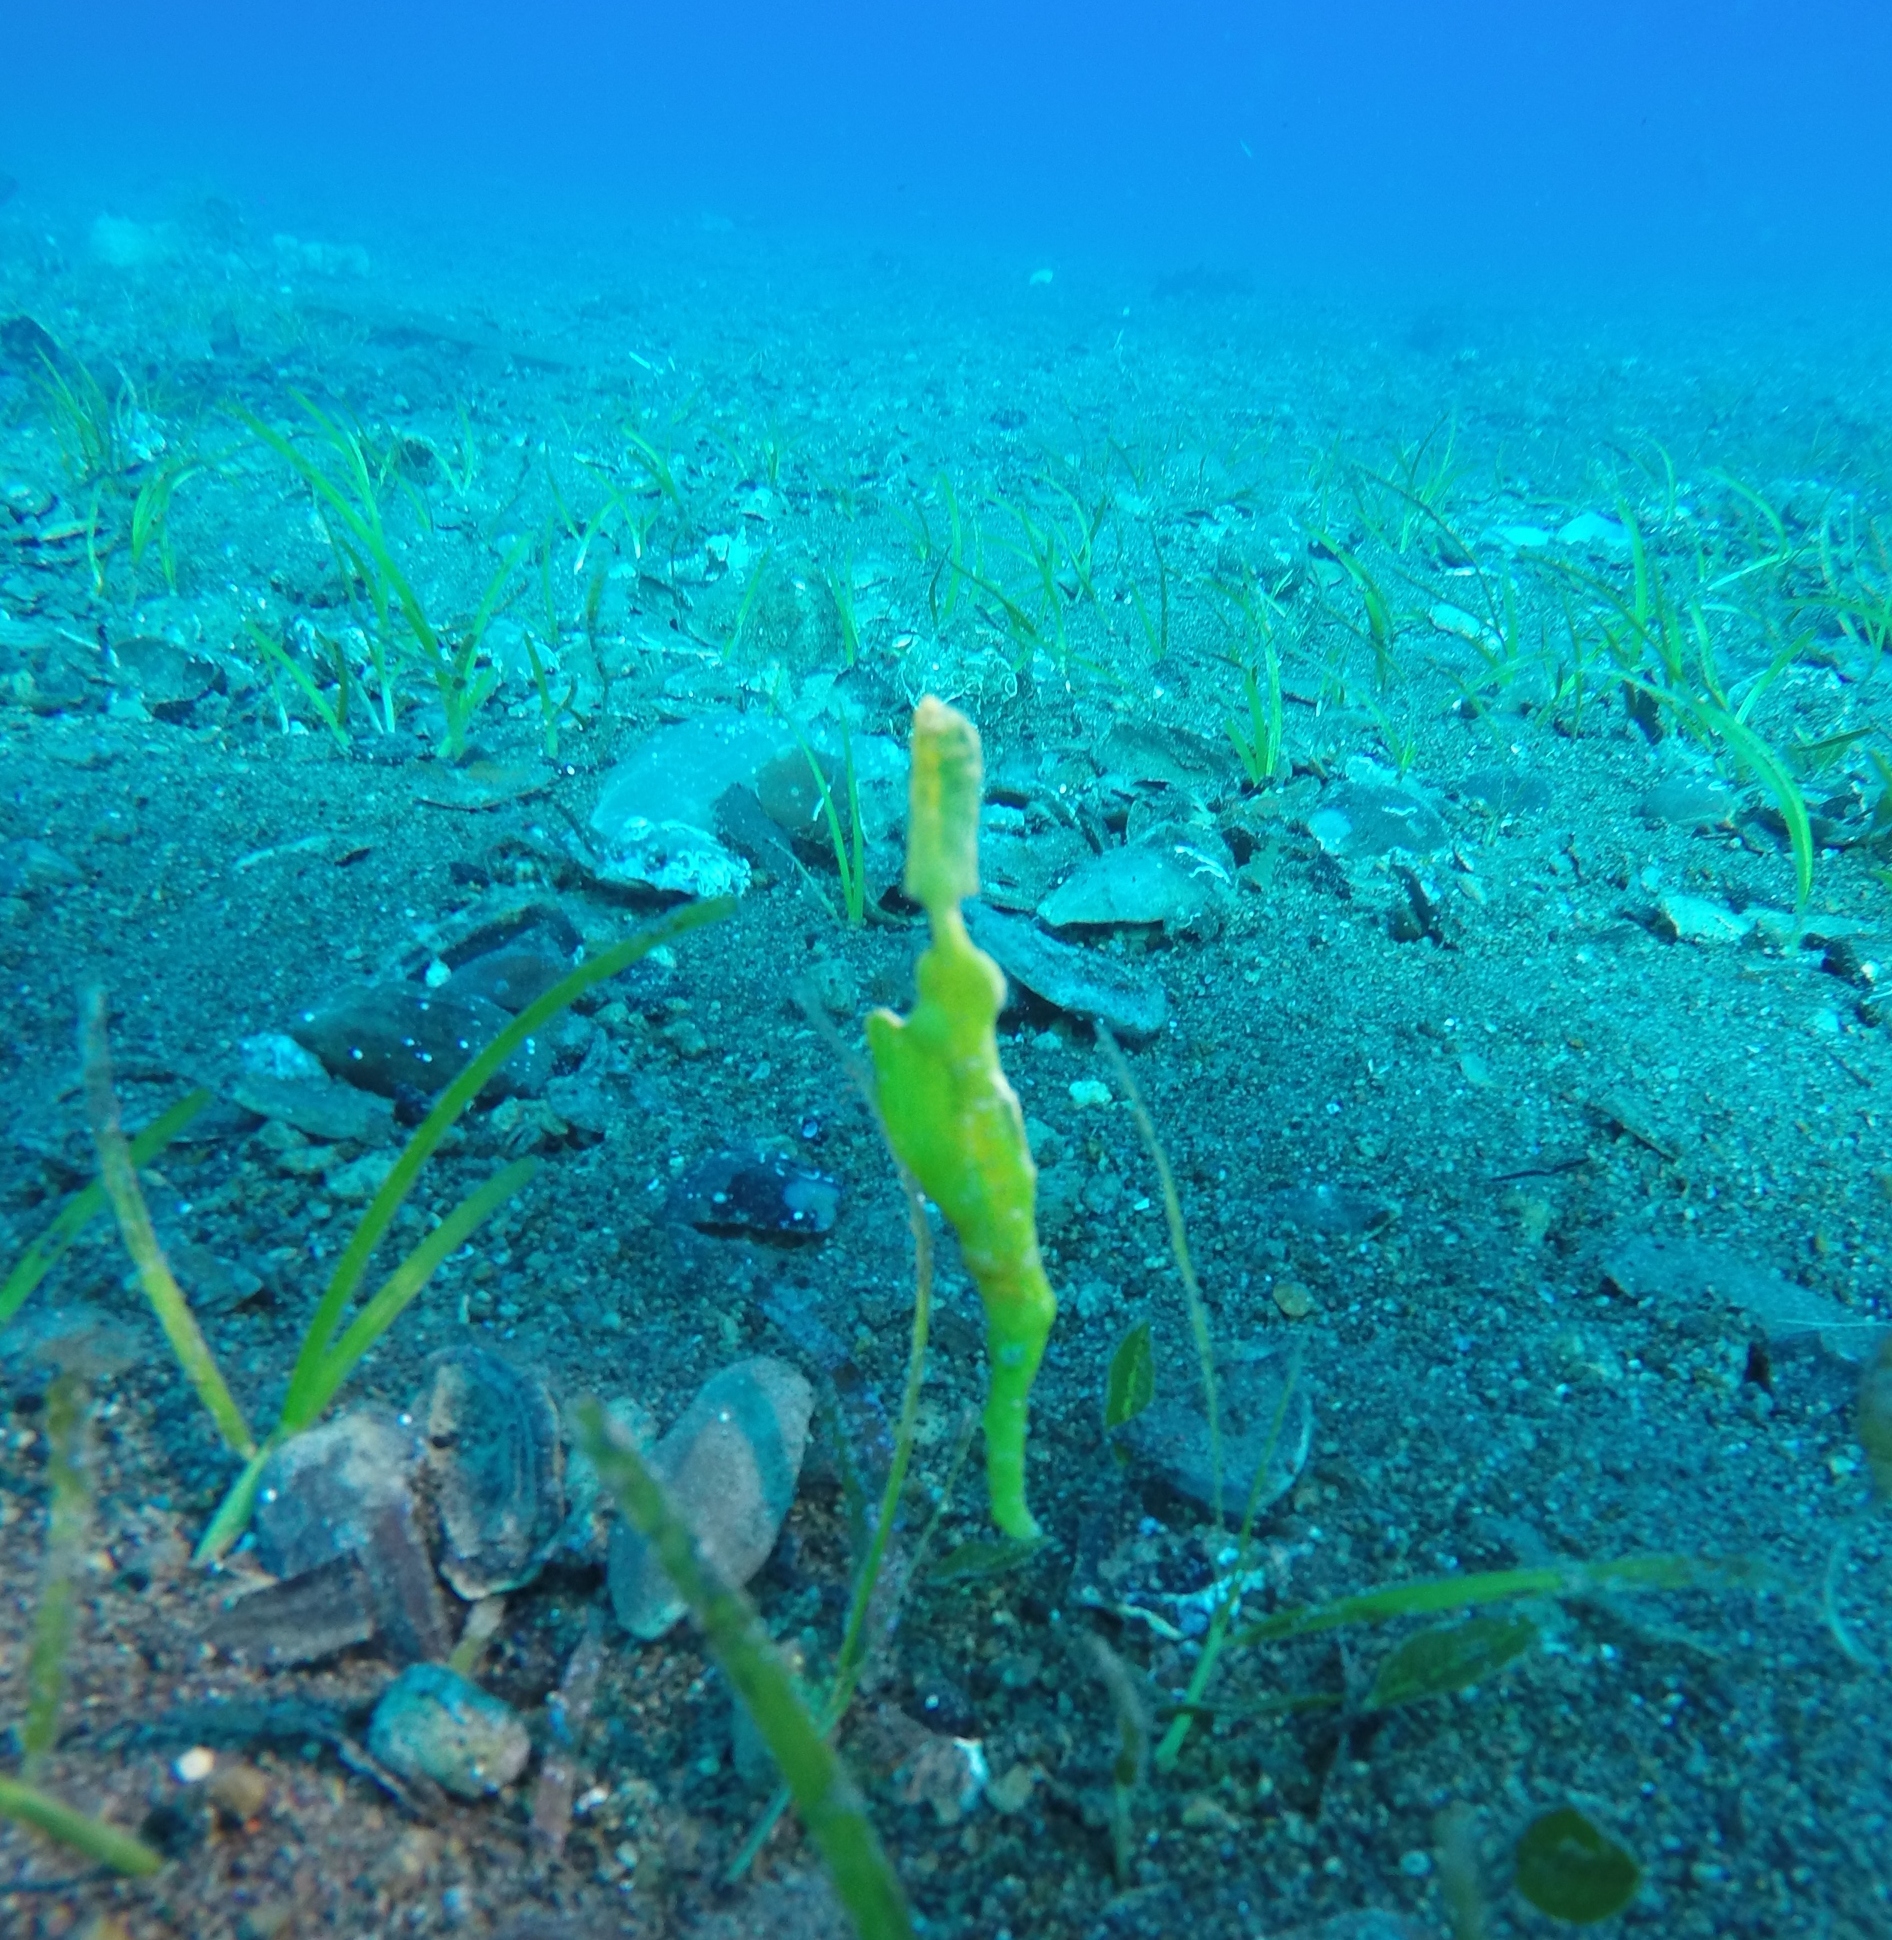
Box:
1514, 1806, 1641, 1923
926, 1536, 1045, 1583
1368, 1612, 1538, 1710
1104, 1318, 1155, 1431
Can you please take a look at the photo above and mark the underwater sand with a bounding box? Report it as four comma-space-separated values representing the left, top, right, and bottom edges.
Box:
2, 190, 1891, 1938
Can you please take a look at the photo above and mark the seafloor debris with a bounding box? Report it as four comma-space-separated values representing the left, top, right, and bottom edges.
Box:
608, 1356, 816, 1640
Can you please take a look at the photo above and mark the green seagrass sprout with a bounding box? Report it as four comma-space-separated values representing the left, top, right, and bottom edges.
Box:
866, 697, 1057, 1541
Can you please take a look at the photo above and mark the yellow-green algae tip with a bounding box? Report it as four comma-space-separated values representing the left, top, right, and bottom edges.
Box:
866, 697, 1057, 1541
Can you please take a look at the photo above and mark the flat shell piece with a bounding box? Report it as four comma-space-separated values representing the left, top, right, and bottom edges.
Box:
421, 1348, 565, 1599
1039, 841, 1229, 928
608, 1356, 815, 1641
1117, 1350, 1313, 1516
207, 1554, 377, 1668
966, 901, 1169, 1040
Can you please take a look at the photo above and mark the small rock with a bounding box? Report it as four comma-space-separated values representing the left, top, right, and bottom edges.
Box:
207, 1760, 272, 1824
290, 984, 551, 1100
1603, 1234, 1880, 1364
444, 942, 574, 1013
675, 1149, 839, 1239
1639, 777, 1736, 828
608, 1357, 815, 1640
1271, 1280, 1314, 1320
965, 901, 1170, 1039
1264, 1180, 1396, 1237
368, 1664, 531, 1800
420, 1349, 565, 1599
1306, 781, 1444, 860
1039, 839, 1231, 928
984, 1762, 1041, 1815
1652, 894, 1751, 945
1117, 1349, 1313, 1515
895, 1733, 989, 1826
168, 1240, 264, 1315
325, 1150, 400, 1201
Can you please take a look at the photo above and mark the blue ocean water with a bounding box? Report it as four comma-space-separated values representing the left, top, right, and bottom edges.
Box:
2, 5, 1891, 1938
10, 0, 1892, 281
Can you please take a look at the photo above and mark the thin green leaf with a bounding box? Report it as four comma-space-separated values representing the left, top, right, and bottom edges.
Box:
1, 1090, 209, 1333
1103, 1318, 1155, 1431
0, 1776, 163, 1876
81, 990, 254, 1459
1366, 1612, 1538, 1710
1230, 1552, 1770, 1652
926, 1536, 1046, 1584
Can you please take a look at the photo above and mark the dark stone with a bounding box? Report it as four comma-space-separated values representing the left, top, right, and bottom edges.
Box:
289, 983, 552, 1099
675, 1149, 839, 1239
445, 943, 573, 1013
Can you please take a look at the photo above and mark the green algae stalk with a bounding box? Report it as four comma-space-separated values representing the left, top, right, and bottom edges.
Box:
80, 987, 256, 1461
866, 698, 1056, 1541
0, 1776, 163, 1877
